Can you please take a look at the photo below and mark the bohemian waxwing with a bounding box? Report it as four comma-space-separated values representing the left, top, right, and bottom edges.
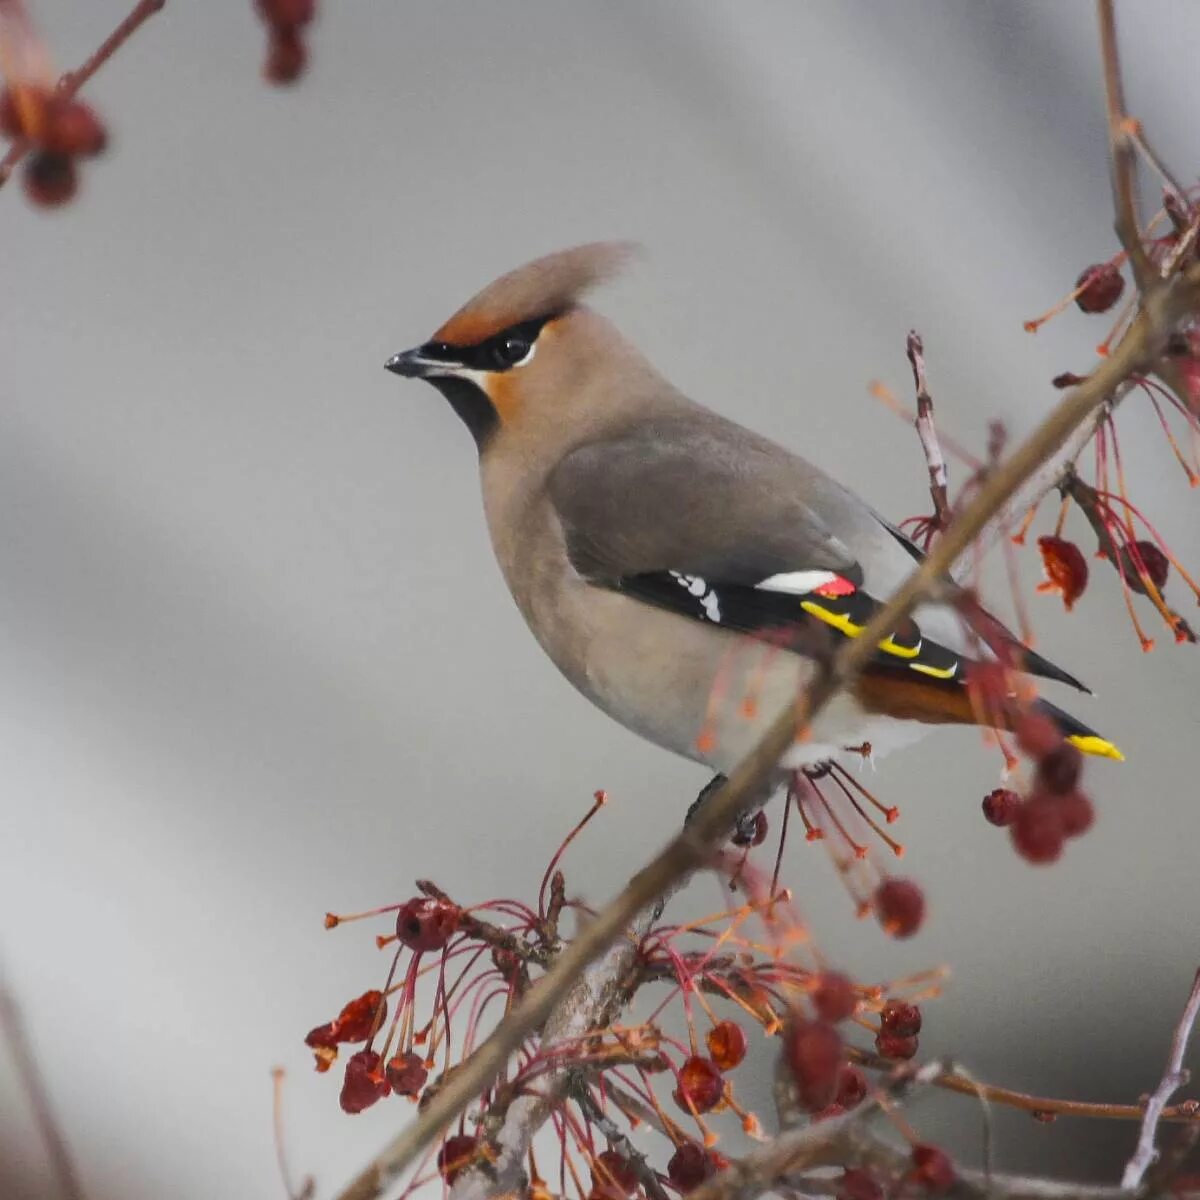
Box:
385, 243, 1120, 788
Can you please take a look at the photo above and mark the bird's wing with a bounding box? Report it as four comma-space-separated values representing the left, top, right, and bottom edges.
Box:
548, 420, 1087, 692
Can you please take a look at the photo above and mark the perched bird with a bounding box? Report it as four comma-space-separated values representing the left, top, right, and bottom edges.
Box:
385, 243, 1120, 792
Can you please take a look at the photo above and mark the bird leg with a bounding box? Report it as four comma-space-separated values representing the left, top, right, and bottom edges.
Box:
685, 772, 774, 845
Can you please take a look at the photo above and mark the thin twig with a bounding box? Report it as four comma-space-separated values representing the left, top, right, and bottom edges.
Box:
907, 331, 952, 532
0, 979, 87, 1200
0, 0, 165, 189
1122, 967, 1200, 1190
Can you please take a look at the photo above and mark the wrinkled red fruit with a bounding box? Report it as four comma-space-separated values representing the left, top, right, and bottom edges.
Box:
881, 999, 922, 1037
396, 896, 460, 951
731, 810, 768, 846
1014, 711, 1062, 759
256, 0, 316, 28
339, 1049, 389, 1114
706, 1020, 748, 1070
591, 1150, 639, 1198
23, 152, 77, 208
265, 28, 307, 85
982, 788, 1021, 827
673, 1055, 724, 1114
385, 1051, 427, 1098
839, 1168, 883, 1200
1121, 540, 1170, 594
304, 1021, 338, 1050
874, 878, 925, 939
1037, 743, 1082, 795
333, 989, 385, 1042
666, 1143, 721, 1193
836, 1064, 868, 1108
813, 971, 858, 1023
1075, 263, 1125, 314
912, 1144, 956, 1193
437, 1134, 477, 1184
1037, 536, 1088, 612
1059, 790, 1095, 838
875, 1031, 919, 1060
784, 1018, 844, 1111
1011, 796, 1065, 864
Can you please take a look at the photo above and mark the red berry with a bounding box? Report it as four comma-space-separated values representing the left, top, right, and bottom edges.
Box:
256, 0, 316, 29
437, 1134, 477, 1184
875, 1031, 919, 1060
1014, 711, 1063, 759
1059, 790, 1095, 838
880, 999, 922, 1037
667, 1143, 719, 1193
911, 1144, 956, 1193
22, 152, 77, 208
836, 1064, 868, 1108
1037, 743, 1082, 795
982, 788, 1020, 827
42, 98, 106, 157
1037, 536, 1089, 611
812, 972, 858, 1022
731, 810, 768, 846
385, 1051, 427, 1098
339, 1049, 390, 1114
396, 897, 460, 951
706, 1020, 748, 1070
1075, 263, 1125, 314
304, 1021, 338, 1049
332, 989, 385, 1042
1120, 540, 1170, 594
838, 1168, 883, 1200
1011, 796, 1065, 864
673, 1055, 724, 1114
784, 1018, 844, 1111
264, 28, 307, 85
592, 1150, 639, 1198
874, 878, 925, 939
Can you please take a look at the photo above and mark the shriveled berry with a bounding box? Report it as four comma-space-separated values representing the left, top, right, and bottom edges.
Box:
396, 897, 460, 951
812, 972, 857, 1022
1011, 795, 1065, 864
875, 1031, 918, 1059
784, 1018, 844, 1111
1014, 711, 1062, 759
838, 1168, 883, 1200
1121, 541, 1170, 594
23, 152, 77, 208
731, 810, 768, 846
673, 1055, 724, 1114
333, 989, 385, 1042
706, 1020, 748, 1070
43, 98, 106, 157
836, 1064, 868, 1108
880, 999, 922, 1037
304, 1021, 338, 1049
339, 1049, 389, 1114
874, 878, 925, 939
256, 0, 316, 28
591, 1150, 639, 1198
1037, 743, 1082, 795
437, 1134, 477, 1184
264, 28, 307, 85
667, 1142, 719, 1193
1037, 536, 1088, 612
1059, 790, 1095, 838
385, 1051, 427, 1098
1052, 372, 1086, 389
982, 788, 1020, 827
912, 1144, 956, 1193
1075, 263, 1125, 314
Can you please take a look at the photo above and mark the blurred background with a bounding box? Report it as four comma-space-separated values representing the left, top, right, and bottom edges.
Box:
2, 2, 1198, 1197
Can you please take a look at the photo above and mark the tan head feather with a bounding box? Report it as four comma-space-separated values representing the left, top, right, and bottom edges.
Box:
433, 241, 638, 346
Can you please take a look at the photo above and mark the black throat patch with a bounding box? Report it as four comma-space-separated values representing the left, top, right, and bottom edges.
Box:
429, 376, 499, 450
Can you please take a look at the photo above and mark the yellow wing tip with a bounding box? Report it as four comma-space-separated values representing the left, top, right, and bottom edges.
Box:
1067, 734, 1125, 762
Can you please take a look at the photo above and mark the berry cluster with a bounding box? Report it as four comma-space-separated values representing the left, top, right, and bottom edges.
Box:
254, 0, 316, 85
0, 84, 106, 208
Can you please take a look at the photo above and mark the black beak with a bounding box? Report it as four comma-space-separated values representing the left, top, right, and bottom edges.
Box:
385, 342, 465, 379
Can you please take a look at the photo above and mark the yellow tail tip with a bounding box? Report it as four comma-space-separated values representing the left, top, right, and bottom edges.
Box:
1066, 734, 1125, 762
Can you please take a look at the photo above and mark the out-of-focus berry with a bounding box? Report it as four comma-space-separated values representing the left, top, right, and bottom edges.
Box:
23, 152, 77, 208
874, 878, 925, 939
339, 1049, 389, 1114
706, 1020, 748, 1070
812, 972, 858, 1023
1075, 263, 1125, 314
982, 788, 1021, 827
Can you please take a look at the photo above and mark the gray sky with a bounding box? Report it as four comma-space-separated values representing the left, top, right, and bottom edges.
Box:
2, 3, 1199, 1198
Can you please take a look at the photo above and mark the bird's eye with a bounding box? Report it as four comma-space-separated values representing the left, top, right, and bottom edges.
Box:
493, 335, 532, 369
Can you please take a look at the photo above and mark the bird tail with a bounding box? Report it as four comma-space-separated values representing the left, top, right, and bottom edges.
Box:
1033, 697, 1124, 761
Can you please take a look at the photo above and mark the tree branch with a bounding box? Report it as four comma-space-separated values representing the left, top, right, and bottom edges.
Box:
907, 331, 952, 533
